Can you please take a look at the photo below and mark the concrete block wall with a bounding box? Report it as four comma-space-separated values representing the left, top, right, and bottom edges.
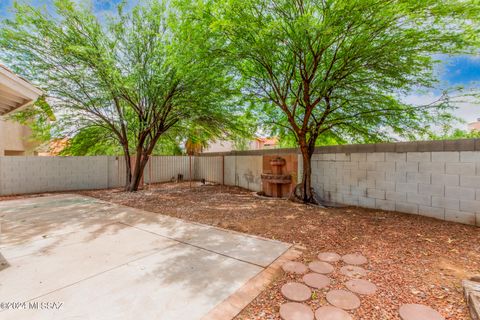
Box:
301, 151, 480, 226
144, 156, 191, 184
0, 155, 261, 195
223, 155, 263, 192
2, 138, 479, 226
107, 156, 124, 188
194, 156, 223, 184
224, 156, 236, 187
0, 156, 109, 195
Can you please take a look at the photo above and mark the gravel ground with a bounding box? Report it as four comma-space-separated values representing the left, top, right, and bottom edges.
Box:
3, 182, 479, 319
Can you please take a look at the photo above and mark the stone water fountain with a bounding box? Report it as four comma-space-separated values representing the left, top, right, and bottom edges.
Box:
260, 157, 292, 198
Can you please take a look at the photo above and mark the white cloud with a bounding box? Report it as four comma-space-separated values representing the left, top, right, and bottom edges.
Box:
403, 92, 480, 129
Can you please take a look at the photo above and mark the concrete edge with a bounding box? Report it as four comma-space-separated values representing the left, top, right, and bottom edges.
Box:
200, 246, 302, 320
75, 194, 291, 247
0, 193, 82, 205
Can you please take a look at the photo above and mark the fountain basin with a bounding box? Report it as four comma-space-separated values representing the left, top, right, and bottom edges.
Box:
261, 173, 292, 184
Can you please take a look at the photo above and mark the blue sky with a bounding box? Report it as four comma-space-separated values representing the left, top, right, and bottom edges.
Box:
91, 0, 123, 11
1, 1, 479, 125
0, 0, 124, 16
443, 55, 480, 86
405, 55, 480, 126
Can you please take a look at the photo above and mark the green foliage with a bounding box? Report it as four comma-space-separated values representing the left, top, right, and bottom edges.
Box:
153, 136, 183, 156
209, 0, 479, 147
207, 0, 479, 201
7, 95, 54, 143
433, 127, 480, 140
0, 0, 244, 189
278, 130, 342, 148
59, 125, 186, 156
59, 126, 121, 156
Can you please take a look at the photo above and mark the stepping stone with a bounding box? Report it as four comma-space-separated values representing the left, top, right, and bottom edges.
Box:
345, 279, 377, 295
309, 261, 334, 274
281, 282, 312, 302
283, 261, 309, 274
399, 304, 445, 320
342, 253, 367, 265
303, 273, 331, 289
318, 252, 341, 263
315, 306, 352, 320
280, 302, 315, 320
340, 265, 367, 277
326, 289, 361, 310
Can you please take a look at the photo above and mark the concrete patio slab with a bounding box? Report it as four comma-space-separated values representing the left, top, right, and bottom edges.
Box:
0, 195, 121, 246
119, 215, 287, 267
2, 225, 178, 302
0, 194, 292, 320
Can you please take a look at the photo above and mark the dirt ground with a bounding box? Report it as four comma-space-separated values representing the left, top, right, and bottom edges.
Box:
3, 182, 479, 319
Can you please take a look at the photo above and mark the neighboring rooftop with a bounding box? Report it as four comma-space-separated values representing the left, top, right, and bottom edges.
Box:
0, 64, 43, 116
203, 136, 279, 153
468, 118, 480, 131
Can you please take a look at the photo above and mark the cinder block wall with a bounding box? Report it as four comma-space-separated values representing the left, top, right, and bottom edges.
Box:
210, 139, 480, 226
223, 155, 263, 191
0, 155, 193, 195
1, 139, 479, 226
300, 151, 480, 225
294, 144, 480, 226
0, 156, 109, 195
145, 156, 192, 183
194, 156, 223, 183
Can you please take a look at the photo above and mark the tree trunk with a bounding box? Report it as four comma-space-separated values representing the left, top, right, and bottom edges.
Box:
122, 151, 132, 191
126, 151, 149, 192
124, 130, 165, 192
288, 133, 317, 204
300, 146, 315, 203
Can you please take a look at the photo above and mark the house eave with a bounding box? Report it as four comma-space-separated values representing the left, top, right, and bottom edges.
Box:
0, 65, 43, 116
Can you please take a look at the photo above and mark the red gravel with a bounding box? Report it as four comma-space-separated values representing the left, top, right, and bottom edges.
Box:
4, 182, 478, 319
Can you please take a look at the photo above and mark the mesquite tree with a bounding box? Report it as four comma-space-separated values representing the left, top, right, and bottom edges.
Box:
210, 0, 479, 203
1, 0, 237, 191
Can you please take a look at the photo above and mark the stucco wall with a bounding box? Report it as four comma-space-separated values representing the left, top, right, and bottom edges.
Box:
203, 140, 234, 153
0, 119, 36, 156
